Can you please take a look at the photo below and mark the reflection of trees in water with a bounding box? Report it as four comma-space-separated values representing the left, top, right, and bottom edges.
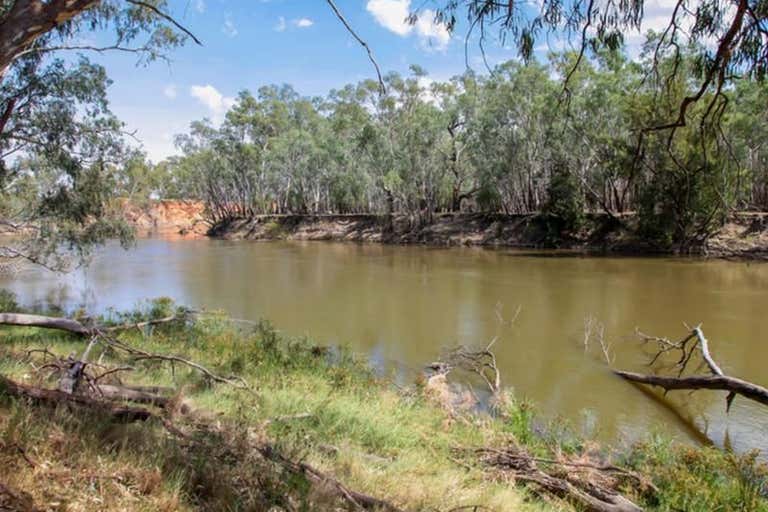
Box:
5, 239, 768, 452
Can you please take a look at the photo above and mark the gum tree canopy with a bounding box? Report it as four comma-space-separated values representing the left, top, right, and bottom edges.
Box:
422, 0, 767, 131
0, 0, 196, 270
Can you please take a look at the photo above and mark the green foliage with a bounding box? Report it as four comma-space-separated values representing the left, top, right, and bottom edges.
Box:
1, 304, 767, 511
165, 42, 766, 251
0, 289, 18, 313
626, 436, 768, 511
0, 0, 196, 271
542, 160, 585, 242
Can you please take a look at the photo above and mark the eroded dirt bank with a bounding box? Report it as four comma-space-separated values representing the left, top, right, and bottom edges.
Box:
120, 199, 207, 238
208, 212, 768, 260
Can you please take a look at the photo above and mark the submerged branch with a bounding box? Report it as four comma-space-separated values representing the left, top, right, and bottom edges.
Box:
615, 326, 765, 412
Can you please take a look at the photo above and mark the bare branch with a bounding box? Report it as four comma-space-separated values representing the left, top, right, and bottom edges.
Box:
125, 0, 203, 46
325, 0, 386, 95
617, 327, 763, 412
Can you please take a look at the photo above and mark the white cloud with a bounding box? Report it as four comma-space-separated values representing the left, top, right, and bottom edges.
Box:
163, 84, 177, 99
414, 9, 450, 49
274, 16, 287, 32
366, 0, 449, 50
417, 76, 439, 105
193, 0, 205, 13
190, 85, 235, 122
294, 17, 314, 28
222, 15, 238, 37
367, 0, 411, 36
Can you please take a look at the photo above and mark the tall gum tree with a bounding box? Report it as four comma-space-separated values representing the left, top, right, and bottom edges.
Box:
0, 0, 196, 270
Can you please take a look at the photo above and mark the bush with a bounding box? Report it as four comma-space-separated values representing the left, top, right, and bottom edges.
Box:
0, 289, 19, 313
542, 161, 585, 242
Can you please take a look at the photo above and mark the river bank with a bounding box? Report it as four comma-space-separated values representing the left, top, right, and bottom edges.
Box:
120, 199, 208, 238
207, 212, 768, 260
1, 298, 765, 511
118, 200, 768, 259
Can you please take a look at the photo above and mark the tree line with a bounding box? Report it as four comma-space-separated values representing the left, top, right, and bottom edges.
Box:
145, 38, 767, 249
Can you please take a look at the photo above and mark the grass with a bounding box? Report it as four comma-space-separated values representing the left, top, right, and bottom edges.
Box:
0, 297, 766, 511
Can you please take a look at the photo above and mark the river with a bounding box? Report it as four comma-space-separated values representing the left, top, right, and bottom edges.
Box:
3, 238, 766, 452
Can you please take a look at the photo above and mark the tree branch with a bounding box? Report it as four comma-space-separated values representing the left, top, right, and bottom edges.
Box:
325, 0, 385, 95
125, 0, 203, 46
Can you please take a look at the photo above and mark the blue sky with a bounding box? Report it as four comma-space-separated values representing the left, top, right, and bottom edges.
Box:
81, 0, 675, 162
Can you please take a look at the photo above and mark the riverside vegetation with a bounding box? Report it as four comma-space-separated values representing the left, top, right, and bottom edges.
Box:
2, 2, 768, 510
0, 295, 766, 511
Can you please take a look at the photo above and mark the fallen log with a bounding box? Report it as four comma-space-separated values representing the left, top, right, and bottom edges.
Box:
476, 446, 645, 512
1, 312, 250, 391
257, 444, 405, 512
615, 326, 768, 411
613, 371, 768, 407
0, 312, 182, 337
0, 313, 90, 335
93, 384, 184, 410
515, 472, 643, 512
0, 376, 154, 422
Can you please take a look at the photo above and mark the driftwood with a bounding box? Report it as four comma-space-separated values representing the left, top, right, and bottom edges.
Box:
0, 312, 181, 337
430, 304, 520, 400
435, 340, 503, 396
0, 376, 155, 422
614, 326, 768, 411
0, 312, 249, 391
476, 446, 646, 512
257, 444, 405, 512
0, 313, 91, 335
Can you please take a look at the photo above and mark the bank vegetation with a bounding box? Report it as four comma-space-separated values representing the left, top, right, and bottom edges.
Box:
0, 295, 766, 511
148, 41, 768, 253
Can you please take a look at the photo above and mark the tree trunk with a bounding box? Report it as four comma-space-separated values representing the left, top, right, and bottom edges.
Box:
0, 0, 100, 81
0, 376, 154, 422
614, 371, 768, 407
0, 313, 90, 335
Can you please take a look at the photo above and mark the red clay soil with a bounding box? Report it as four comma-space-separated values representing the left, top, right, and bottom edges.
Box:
120, 200, 207, 238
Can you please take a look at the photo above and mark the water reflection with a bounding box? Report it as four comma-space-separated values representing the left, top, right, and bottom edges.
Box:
3, 238, 766, 452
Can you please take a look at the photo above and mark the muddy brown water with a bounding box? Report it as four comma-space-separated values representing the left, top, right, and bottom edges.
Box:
3, 238, 767, 452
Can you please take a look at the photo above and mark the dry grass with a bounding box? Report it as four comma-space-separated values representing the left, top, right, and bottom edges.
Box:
0, 298, 766, 511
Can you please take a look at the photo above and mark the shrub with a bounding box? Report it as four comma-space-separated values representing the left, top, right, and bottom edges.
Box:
0, 289, 19, 313
542, 161, 585, 243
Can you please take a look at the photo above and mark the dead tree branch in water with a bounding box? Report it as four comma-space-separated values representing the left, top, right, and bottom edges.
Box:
584, 316, 614, 365
614, 326, 768, 411
428, 304, 521, 399
433, 340, 503, 397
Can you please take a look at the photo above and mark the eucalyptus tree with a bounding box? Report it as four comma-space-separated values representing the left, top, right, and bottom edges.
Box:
432, 72, 480, 212
725, 79, 768, 210
468, 60, 559, 213
386, 69, 447, 218
423, 0, 766, 135
325, 85, 375, 212
0, 0, 195, 270
0, 57, 134, 270
355, 76, 406, 220
553, 49, 644, 215
632, 40, 739, 249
